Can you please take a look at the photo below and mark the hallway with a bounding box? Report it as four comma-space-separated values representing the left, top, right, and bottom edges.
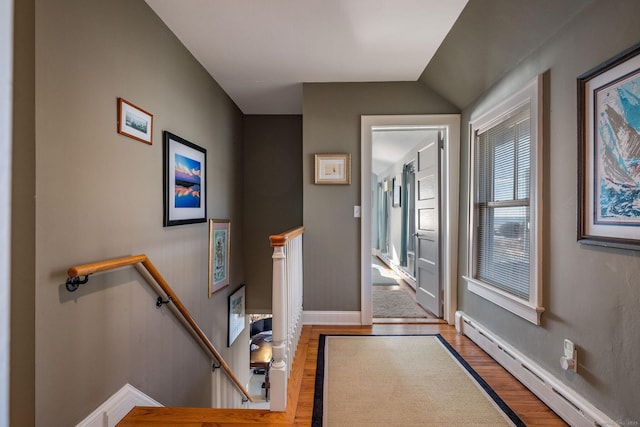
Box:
121, 324, 568, 426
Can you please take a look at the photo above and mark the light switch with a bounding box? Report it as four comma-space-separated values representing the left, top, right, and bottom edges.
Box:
353, 205, 361, 218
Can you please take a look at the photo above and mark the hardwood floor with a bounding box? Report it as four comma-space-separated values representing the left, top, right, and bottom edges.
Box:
120, 324, 568, 426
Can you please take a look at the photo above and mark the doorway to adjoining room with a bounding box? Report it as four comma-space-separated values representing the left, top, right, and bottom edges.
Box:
371, 126, 444, 322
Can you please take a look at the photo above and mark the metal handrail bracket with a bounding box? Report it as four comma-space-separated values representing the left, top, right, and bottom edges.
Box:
66, 254, 253, 403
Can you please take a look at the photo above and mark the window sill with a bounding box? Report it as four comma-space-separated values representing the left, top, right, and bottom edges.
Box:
462, 276, 544, 325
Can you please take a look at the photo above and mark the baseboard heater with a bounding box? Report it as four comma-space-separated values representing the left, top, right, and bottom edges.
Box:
455, 311, 617, 427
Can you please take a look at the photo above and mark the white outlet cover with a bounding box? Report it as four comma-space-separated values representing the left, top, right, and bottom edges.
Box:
564, 339, 574, 358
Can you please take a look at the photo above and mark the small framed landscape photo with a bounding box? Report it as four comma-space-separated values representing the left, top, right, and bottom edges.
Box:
117, 98, 153, 144
163, 131, 207, 226
577, 42, 640, 250
227, 284, 246, 347
314, 153, 351, 184
209, 219, 231, 297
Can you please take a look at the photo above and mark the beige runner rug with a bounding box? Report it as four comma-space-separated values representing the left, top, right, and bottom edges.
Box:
312, 335, 524, 427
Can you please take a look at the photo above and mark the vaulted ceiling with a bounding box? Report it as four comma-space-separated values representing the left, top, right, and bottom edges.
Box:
145, 0, 468, 114
144, 0, 593, 174
419, 0, 593, 110
145, 0, 592, 114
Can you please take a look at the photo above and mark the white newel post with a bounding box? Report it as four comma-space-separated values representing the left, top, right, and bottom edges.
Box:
270, 244, 287, 411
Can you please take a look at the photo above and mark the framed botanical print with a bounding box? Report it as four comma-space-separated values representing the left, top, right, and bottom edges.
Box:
209, 219, 230, 296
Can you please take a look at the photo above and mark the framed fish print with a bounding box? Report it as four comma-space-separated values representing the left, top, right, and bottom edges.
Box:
163, 131, 207, 226
227, 284, 245, 347
209, 219, 230, 296
578, 42, 640, 250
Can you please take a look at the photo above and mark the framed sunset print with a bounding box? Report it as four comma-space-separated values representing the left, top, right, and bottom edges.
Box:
163, 131, 207, 226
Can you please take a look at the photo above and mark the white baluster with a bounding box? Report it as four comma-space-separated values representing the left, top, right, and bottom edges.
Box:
270, 245, 287, 411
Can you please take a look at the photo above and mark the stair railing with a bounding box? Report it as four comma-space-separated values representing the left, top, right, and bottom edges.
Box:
66, 254, 253, 403
269, 226, 304, 412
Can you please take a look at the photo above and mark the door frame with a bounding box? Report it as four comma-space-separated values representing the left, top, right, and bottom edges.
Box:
361, 115, 460, 325
0, 0, 12, 422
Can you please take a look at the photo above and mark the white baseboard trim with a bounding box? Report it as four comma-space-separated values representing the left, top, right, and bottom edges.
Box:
76, 383, 162, 427
303, 311, 361, 325
455, 311, 617, 427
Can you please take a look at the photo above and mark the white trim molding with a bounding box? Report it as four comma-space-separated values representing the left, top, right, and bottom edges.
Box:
0, 1, 12, 423
466, 75, 545, 325
455, 312, 617, 427
303, 311, 361, 325
463, 276, 544, 325
76, 383, 162, 427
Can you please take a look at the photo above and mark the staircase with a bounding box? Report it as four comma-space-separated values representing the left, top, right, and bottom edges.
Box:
118, 227, 306, 426
118, 325, 311, 426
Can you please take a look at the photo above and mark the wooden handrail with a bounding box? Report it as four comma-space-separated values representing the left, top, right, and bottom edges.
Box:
269, 226, 305, 247
66, 254, 253, 403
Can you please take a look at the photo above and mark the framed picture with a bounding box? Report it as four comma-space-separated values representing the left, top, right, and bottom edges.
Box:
117, 98, 153, 144
163, 131, 207, 226
314, 153, 351, 184
578, 42, 640, 250
209, 219, 230, 296
227, 284, 245, 347
392, 177, 401, 207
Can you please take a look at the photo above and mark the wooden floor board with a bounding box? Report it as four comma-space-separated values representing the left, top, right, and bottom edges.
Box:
120, 324, 567, 426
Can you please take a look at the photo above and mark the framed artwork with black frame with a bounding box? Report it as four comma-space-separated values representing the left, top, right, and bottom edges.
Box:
227, 284, 245, 347
578, 42, 640, 250
163, 131, 207, 226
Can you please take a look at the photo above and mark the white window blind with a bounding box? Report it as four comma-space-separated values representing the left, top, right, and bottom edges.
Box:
475, 106, 531, 298
465, 75, 543, 325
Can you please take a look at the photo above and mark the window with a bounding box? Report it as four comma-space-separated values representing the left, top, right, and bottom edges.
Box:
464, 76, 544, 325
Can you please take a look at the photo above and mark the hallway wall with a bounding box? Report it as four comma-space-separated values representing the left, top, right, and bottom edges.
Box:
243, 115, 302, 312
302, 82, 458, 311
452, 0, 640, 421
33, 0, 247, 425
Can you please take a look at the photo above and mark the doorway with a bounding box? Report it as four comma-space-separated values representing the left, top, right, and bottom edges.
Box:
361, 115, 460, 325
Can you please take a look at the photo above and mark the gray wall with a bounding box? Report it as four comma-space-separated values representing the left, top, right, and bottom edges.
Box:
33, 0, 248, 425
12, 0, 35, 424
453, 0, 640, 422
302, 82, 458, 311
243, 115, 302, 312
17, 0, 640, 424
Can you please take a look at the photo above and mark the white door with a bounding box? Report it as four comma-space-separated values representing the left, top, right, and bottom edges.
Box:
415, 131, 442, 316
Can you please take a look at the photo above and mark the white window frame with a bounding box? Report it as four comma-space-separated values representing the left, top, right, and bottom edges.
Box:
464, 75, 544, 325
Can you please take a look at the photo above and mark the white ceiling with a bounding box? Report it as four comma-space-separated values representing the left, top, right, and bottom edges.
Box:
372, 128, 434, 176
145, 0, 468, 114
